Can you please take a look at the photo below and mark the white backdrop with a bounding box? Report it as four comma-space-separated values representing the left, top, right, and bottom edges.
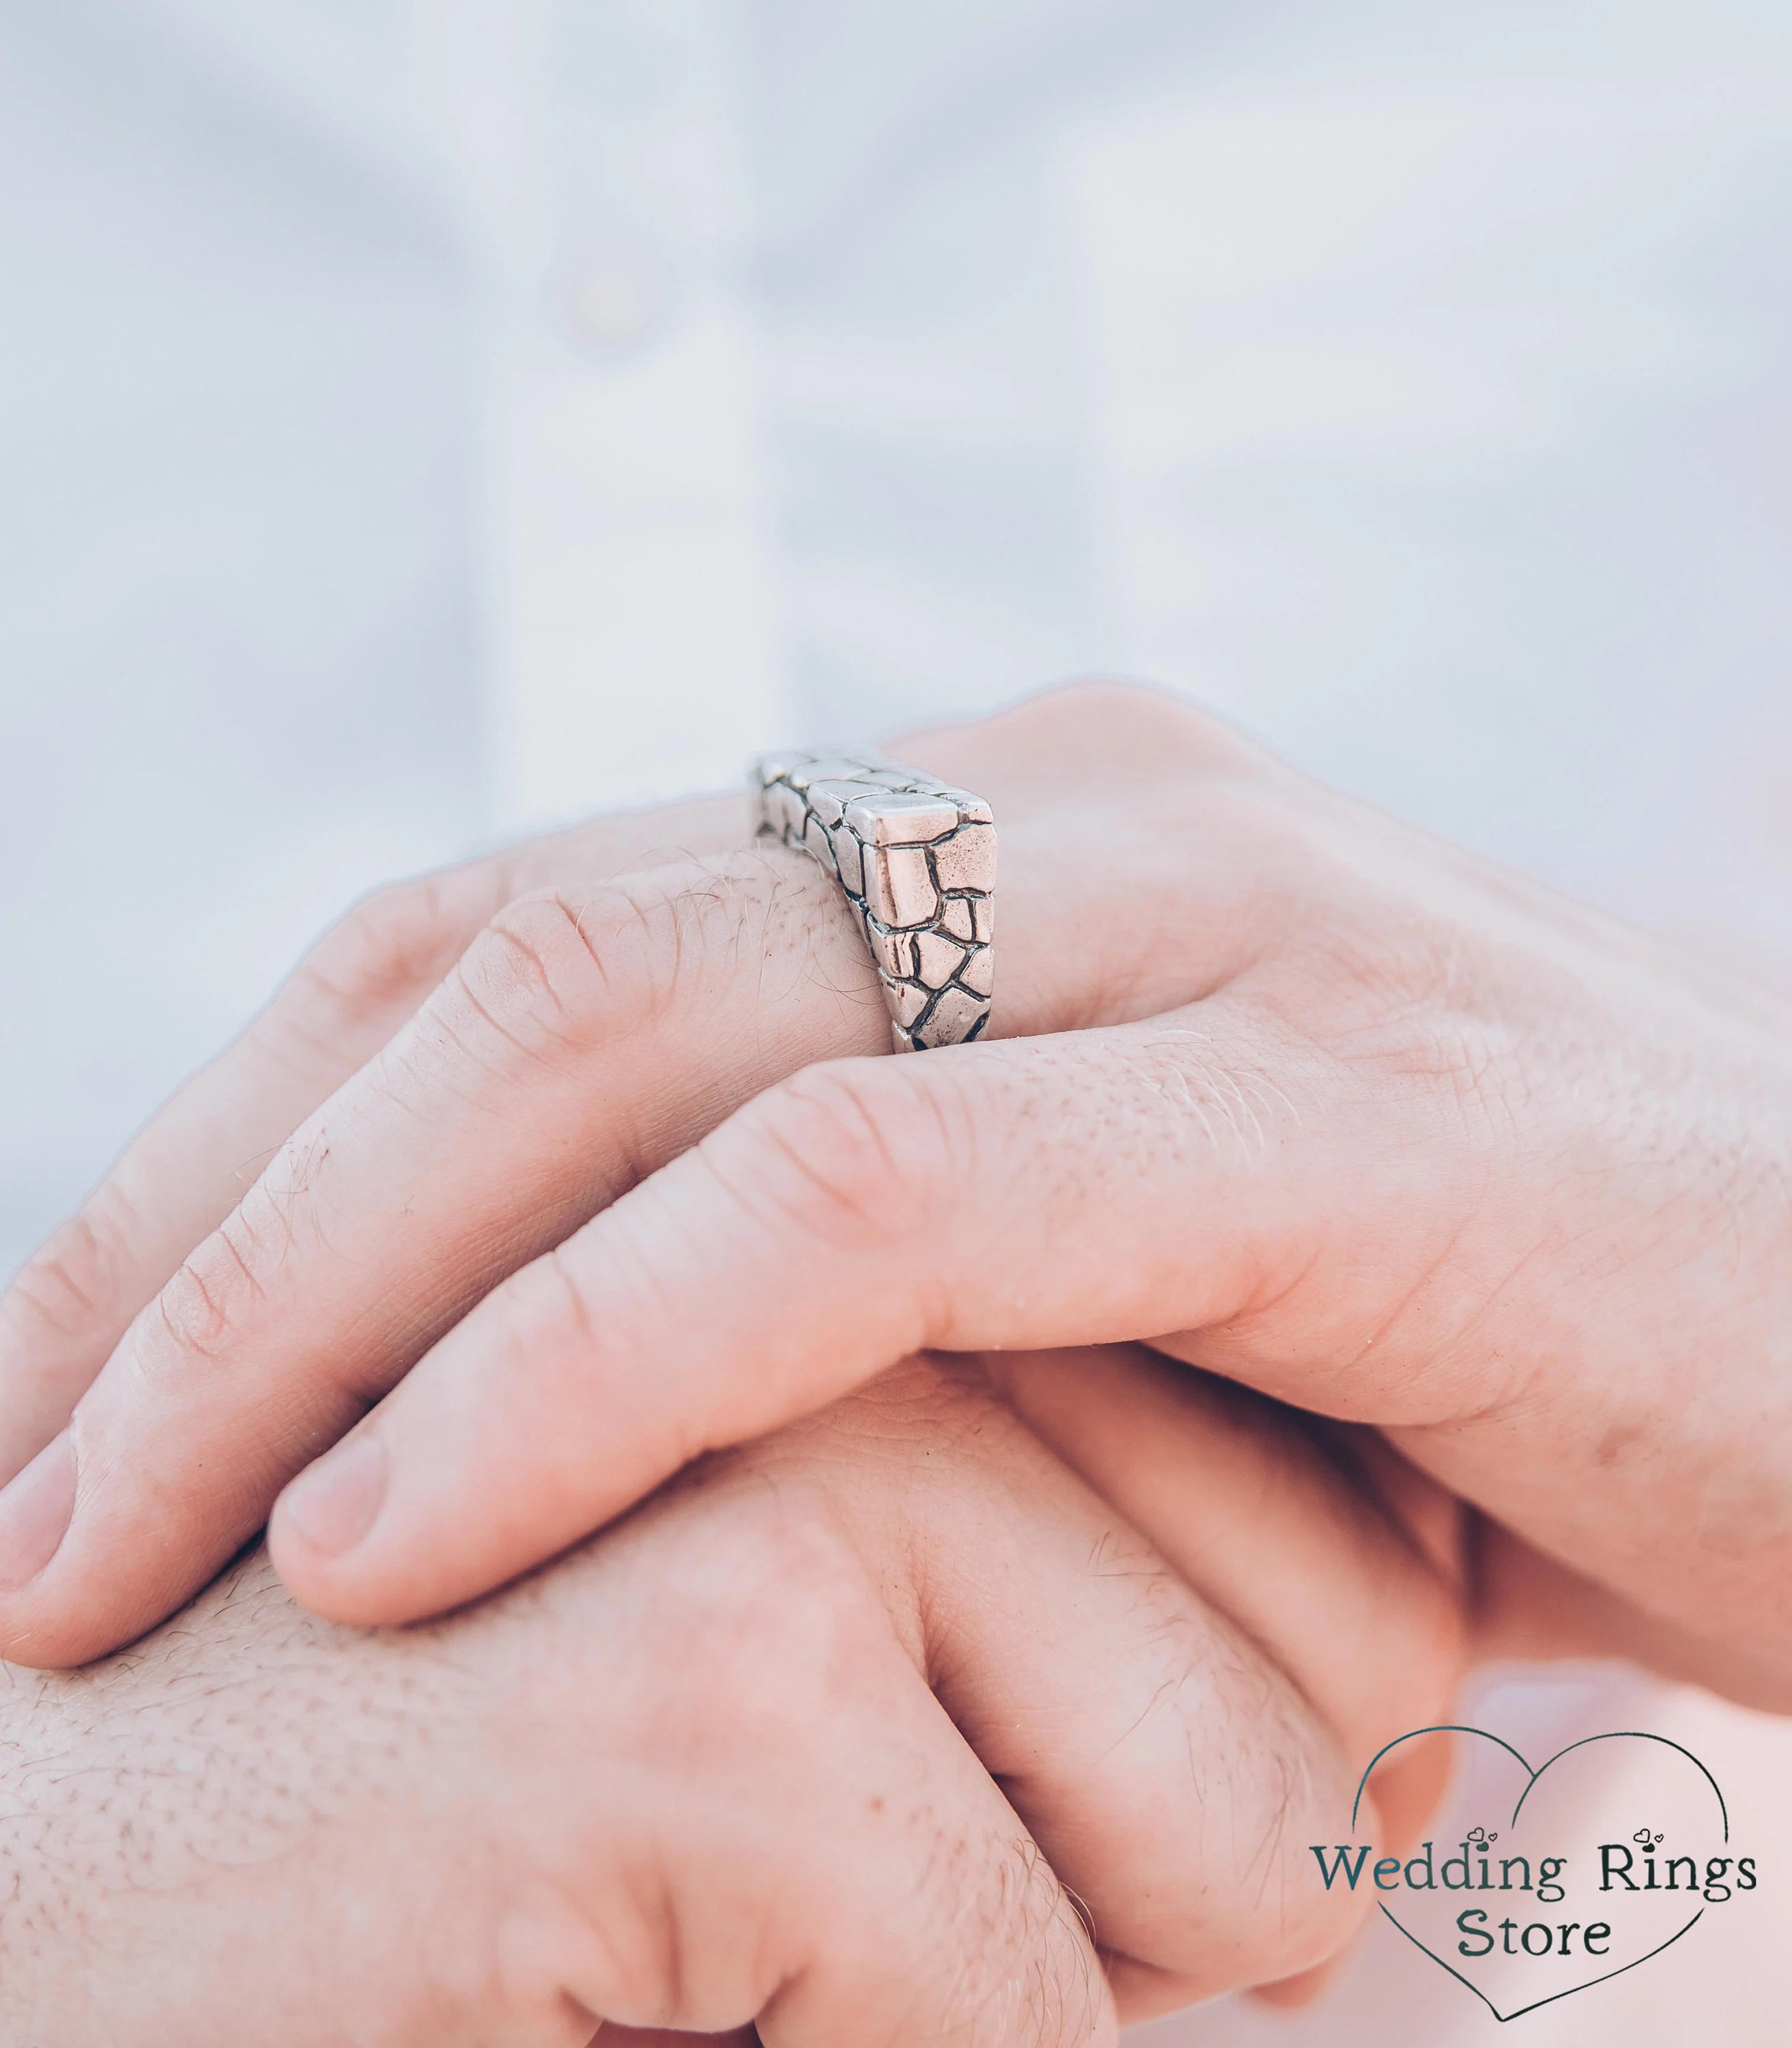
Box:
5, 0, 1791, 1273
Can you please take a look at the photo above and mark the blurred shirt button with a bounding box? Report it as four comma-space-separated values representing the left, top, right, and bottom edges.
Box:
567, 251, 662, 354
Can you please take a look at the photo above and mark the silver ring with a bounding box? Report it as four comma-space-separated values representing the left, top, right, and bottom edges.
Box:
752, 750, 995, 1052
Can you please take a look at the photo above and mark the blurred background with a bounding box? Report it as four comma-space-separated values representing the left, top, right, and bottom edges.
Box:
2, 3, 1790, 2036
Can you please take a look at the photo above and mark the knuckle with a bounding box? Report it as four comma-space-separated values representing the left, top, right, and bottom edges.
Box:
588, 846, 856, 1015
443, 863, 777, 1066
1182, 1668, 1364, 1976
274, 874, 485, 1058
1307, 900, 1451, 1012
485, 1498, 842, 2038
678, 1485, 868, 1686
973, 1837, 1103, 2048
447, 887, 627, 1061
429, 850, 867, 1083
524, 1247, 601, 1373
1290, 902, 1522, 1122
433, 1254, 601, 1435
152, 1207, 271, 1365
1048, 1556, 1360, 1991
735, 1060, 952, 1253
621, 1483, 878, 1763
717, 840, 874, 988
474, 1516, 870, 2043
1, 1197, 132, 1348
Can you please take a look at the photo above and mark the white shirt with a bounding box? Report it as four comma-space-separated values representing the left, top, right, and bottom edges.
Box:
5, 0, 1791, 1256
2, 8, 1791, 2034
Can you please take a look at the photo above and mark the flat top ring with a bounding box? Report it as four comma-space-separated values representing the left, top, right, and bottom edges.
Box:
752, 750, 995, 1052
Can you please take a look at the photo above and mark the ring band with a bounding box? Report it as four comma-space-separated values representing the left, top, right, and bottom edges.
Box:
753, 750, 995, 1052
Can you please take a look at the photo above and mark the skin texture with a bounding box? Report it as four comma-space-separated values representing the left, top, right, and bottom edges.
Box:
0, 736, 1473, 2036
14, 680, 1792, 1704
0, 1350, 1462, 2045
7, 674, 1786, 2037
3, 682, 1789, 1711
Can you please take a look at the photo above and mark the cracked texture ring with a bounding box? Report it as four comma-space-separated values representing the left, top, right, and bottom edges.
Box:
752, 750, 995, 1052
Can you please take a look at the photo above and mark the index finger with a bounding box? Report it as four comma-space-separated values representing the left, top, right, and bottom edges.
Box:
0, 840, 883, 1667
268, 994, 1401, 1624
0, 797, 742, 1481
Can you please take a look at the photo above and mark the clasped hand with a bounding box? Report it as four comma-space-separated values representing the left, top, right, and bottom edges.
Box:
5, 681, 1789, 2040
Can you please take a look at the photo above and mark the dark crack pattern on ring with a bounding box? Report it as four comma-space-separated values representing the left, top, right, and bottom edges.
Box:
752, 750, 995, 1052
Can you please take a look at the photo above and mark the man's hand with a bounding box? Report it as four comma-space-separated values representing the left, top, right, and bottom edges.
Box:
287, 687, 1792, 1705
8, 680, 1781, 1708
0, 1348, 1463, 2045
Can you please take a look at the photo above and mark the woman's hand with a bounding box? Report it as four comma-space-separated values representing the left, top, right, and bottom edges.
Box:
5, 681, 1788, 1703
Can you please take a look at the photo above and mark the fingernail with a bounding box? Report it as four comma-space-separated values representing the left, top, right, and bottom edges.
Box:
279, 1430, 388, 1557
0, 1431, 76, 1592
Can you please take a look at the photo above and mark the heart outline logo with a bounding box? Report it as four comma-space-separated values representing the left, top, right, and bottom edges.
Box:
1352, 1726, 1730, 2023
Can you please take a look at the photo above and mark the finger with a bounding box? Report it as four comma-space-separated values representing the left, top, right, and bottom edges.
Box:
0, 735, 1295, 1668
0, 796, 743, 1483
985, 1345, 1468, 1768
0, 838, 878, 1667
498, 1484, 1115, 2048
989, 1343, 1465, 2016
70, 1495, 1111, 2047
889, 681, 1295, 1037
0, 680, 1269, 1475
0, 680, 1298, 1496
754, 1354, 1376, 2018
269, 992, 1410, 1623
1, 687, 1312, 1662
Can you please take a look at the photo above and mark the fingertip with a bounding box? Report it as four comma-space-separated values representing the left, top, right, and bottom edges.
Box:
0, 1436, 121, 1664
268, 1445, 414, 1630
0, 1458, 250, 1670
272, 1437, 492, 1631
278, 1430, 389, 1558
0, 1567, 156, 1674
0, 1429, 76, 1595
265, 1531, 393, 1629
0, 1614, 115, 1671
